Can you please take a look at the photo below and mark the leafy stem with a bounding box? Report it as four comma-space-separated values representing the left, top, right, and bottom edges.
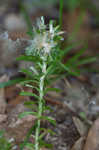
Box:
35, 60, 47, 150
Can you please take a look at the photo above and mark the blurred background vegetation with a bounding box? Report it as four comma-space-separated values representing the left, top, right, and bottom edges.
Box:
0, 0, 99, 75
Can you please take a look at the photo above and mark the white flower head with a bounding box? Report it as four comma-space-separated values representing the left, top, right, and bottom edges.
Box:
25, 16, 64, 58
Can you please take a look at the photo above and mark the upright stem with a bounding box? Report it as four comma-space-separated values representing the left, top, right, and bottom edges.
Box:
34, 60, 47, 150
59, 0, 63, 29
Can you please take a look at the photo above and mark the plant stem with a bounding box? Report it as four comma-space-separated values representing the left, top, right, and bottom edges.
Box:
59, 0, 63, 28
34, 60, 47, 150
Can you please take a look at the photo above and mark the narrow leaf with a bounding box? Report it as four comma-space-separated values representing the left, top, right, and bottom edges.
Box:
44, 87, 61, 94
20, 91, 39, 99
67, 47, 86, 64
16, 55, 40, 62
19, 111, 37, 118
0, 78, 25, 88
20, 79, 39, 85
25, 143, 34, 150
59, 62, 80, 76
39, 140, 53, 148
76, 57, 96, 65
40, 116, 56, 126
24, 101, 37, 106
25, 84, 40, 92
30, 66, 38, 75
20, 68, 33, 77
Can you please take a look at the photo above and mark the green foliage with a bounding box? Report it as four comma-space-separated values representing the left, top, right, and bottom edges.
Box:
0, 131, 12, 150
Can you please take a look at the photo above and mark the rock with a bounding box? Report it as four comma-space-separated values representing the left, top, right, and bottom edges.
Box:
64, 79, 89, 113
4, 14, 27, 31
84, 118, 99, 150
0, 31, 30, 75
0, 114, 7, 123
90, 74, 99, 88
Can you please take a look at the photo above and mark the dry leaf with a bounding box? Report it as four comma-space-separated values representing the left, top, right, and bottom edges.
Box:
73, 117, 88, 136
84, 118, 99, 150
71, 137, 85, 150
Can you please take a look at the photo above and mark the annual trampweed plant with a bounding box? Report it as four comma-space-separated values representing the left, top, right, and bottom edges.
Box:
17, 15, 86, 150
16, 14, 96, 149
18, 16, 67, 150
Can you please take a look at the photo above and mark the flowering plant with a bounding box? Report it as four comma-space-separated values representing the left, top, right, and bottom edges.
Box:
18, 16, 95, 150
11, 16, 96, 150
18, 16, 66, 150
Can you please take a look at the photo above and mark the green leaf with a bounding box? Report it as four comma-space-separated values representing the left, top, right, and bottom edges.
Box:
20, 91, 39, 99
24, 101, 38, 110
46, 64, 54, 75
30, 66, 38, 75
20, 79, 39, 85
39, 129, 55, 140
59, 62, 80, 76
37, 62, 42, 69
68, 11, 86, 40
60, 42, 80, 58
24, 101, 37, 106
25, 84, 40, 92
39, 132, 46, 140
16, 55, 41, 62
76, 57, 96, 65
25, 143, 34, 150
20, 68, 33, 77
46, 64, 57, 77
79, 112, 87, 120
39, 140, 53, 149
20, 68, 40, 80
43, 105, 53, 112
40, 116, 56, 126
39, 128, 55, 136
47, 129, 56, 135
44, 87, 61, 94
19, 111, 37, 118
20, 123, 37, 150
0, 78, 25, 88
0, 130, 5, 137
67, 47, 86, 65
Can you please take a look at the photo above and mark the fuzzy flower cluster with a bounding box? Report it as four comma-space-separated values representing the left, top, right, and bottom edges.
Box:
25, 16, 64, 59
